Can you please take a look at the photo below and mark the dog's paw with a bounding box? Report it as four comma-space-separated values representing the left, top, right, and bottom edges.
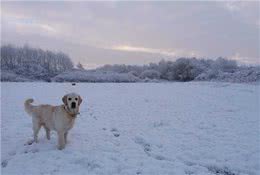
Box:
58, 145, 65, 150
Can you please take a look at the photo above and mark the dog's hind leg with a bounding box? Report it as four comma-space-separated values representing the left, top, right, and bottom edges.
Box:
33, 125, 41, 143
43, 125, 50, 140
32, 118, 41, 143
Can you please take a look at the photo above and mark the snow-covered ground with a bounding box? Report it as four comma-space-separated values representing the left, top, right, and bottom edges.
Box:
1, 82, 259, 175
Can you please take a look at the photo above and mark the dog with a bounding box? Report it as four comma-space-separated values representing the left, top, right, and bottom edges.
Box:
24, 93, 82, 150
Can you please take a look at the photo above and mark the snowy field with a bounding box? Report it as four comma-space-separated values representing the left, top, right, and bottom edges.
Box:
1, 82, 259, 175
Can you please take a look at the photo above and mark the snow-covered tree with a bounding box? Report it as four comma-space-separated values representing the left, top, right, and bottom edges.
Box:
213, 57, 238, 73
140, 69, 161, 79
1, 44, 74, 81
1, 44, 259, 83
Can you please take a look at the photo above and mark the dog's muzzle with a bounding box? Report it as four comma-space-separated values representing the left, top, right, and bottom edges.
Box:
71, 102, 76, 109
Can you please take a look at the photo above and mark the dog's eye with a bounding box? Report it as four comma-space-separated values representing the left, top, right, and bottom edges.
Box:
68, 98, 72, 101
75, 98, 78, 101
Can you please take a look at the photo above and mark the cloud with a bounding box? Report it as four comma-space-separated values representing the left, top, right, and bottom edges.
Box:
38, 24, 57, 33
222, 1, 258, 13
221, 1, 260, 29
109, 45, 199, 58
231, 53, 260, 65
223, 1, 243, 12
110, 45, 177, 56
2, 9, 57, 34
1, 1, 259, 66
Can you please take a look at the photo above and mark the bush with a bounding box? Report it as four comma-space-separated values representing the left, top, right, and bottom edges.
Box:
167, 58, 203, 81
52, 70, 140, 82
213, 57, 238, 73
140, 69, 161, 79
1, 71, 33, 82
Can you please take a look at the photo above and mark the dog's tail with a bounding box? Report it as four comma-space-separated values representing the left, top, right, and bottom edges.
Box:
24, 98, 35, 115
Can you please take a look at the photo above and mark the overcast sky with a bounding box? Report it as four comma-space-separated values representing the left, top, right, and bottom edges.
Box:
1, 1, 259, 68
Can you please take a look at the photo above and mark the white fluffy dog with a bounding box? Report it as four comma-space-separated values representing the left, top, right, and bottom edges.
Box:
24, 93, 82, 150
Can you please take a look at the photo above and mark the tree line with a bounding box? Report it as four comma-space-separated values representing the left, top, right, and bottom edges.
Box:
96, 57, 239, 81
1, 44, 73, 81
1, 44, 259, 83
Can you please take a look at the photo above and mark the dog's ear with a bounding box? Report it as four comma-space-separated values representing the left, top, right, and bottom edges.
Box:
62, 95, 68, 105
78, 95, 82, 106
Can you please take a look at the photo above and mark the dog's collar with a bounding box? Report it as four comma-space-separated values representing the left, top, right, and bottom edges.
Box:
62, 105, 79, 118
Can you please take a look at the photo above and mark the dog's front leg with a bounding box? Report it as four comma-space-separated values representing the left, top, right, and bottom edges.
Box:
57, 131, 65, 150
64, 132, 68, 144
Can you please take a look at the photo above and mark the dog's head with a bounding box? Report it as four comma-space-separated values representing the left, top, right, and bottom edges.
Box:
62, 93, 82, 114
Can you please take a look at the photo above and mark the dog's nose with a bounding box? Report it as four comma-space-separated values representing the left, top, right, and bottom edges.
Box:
71, 102, 76, 109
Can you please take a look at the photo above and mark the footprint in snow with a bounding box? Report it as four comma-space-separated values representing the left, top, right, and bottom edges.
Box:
1, 160, 8, 168
8, 150, 16, 156
144, 143, 151, 153
207, 166, 237, 175
134, 136, 170, 162
134, 137, 151, 153
111, 128, 120, 137
24, 148, 39, 154
136, 171, 142, 174
25, 139, 35, 146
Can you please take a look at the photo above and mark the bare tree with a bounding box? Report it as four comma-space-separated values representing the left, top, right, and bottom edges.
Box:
76, 62, 85, 70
